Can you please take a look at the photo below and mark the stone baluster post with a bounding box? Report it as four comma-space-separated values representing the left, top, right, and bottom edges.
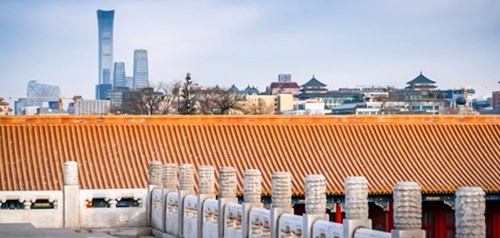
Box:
218, 167, 238, 238
177, 163, 195, 237
303, 175, 328, 238
63, 161, 80, 229
391, 182, 425, 238
198, 165, 215, 238
242, 169, 263, 238
147, 161, 163, 228
153, 163, 177, 238
455, 187, 485, 238
270, 172, 293, 238
343, 176, 371, 238
163, 163, 178, 192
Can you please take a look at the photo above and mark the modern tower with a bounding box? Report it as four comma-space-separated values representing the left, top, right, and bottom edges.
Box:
96, 10, 114, 99
133, 49, 149, 88
113, 62, 127, 88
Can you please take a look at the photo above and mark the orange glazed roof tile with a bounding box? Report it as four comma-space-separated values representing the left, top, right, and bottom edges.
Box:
0, 115, 499, 196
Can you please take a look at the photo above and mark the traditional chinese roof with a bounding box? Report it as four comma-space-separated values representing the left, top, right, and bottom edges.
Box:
0, 115, 499, 196
243, 86, 259, 95
407, 72, 436, 85
228, 84, 240, 93
301, 76, 327, 88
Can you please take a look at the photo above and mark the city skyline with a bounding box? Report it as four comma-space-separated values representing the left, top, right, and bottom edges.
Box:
0, 1, 499, 102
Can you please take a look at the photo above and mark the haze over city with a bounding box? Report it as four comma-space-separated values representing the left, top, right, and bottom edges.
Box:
1, 0, 499, 101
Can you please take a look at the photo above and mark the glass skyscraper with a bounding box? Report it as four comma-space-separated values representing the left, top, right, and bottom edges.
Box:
96, 10, 114, 99
113, 62, 126, 88
133, 49, 149, 88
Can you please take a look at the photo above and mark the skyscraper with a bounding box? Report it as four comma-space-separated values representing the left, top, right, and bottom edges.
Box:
96, 10, 114, 99
113, 62, 126, 88
133, 49, 149, 88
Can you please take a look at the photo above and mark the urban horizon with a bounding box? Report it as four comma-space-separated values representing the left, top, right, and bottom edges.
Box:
0, 2, 500, 103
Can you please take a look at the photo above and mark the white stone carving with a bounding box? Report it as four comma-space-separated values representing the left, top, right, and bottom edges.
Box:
305, 174, 326, 215
219, 167, 237, 198
272, 172, 292, 209
244, 169, 262, 204
148, 161, 163, 186
63, 161, 78, 185
163, 163, 178, 189
455, 187, 485, 238
199, 165, 215, 195
179, 164, 194, 191
344, 176, 369, 219
393, 181, 422, 230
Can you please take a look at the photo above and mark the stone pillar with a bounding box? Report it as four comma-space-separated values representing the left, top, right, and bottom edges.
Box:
152, 163, 177, 237
242, 169, 263, 238
177, 163, 195, 237
303, 175, 328, 238
198, 165, 215, 238
455, 187, 485, 238
163, 163, 178, 191
270, 172, 293, 238
148, 161, 163, 228
63, 161, 80, 229
343, 176, 371, 238
218, 167, 238, 238
391, 182, 425, 238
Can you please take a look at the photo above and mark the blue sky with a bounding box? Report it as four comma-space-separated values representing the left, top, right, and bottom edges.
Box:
1, 0, 499, 102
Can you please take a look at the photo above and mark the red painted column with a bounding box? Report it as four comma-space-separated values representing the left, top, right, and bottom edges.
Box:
386, 202, 393, 232
493, 208, 500, 238
335, 203, 342, 223
434, 206, 446, 238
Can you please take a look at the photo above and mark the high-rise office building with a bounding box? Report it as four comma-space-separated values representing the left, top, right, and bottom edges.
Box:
113, 62, 127, 88
96, 10, 114, 99
133, 49, 149, 88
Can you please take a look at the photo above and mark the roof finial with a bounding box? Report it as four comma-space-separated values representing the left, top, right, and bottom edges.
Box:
420, 71, 422, 75
312, 74, 315, 79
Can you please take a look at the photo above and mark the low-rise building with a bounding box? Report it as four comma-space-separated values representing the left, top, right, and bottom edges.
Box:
73, 100, 110, 115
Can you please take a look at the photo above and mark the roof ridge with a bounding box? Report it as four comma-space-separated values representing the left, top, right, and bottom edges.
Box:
0, 115, 498, 125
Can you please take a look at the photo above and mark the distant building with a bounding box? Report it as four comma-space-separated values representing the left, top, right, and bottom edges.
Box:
106, 86, 131, 109
242, 85, 259, 95
398, 72, 444, 114
26, 80, 60, 108
96, 10, 114, 99
0, 97, 13, 115
73, 100, 110, 115
95, 84, 112, 100
133, 49, 149, 88
492, 91, 500, 110
405, 72, 437, 91
228, 84, 240, 93
14, 98, 27, 115
300, 75, 328, 95
278, 74, 292, 82
113, 62, 127, 88
126, 76, 134, 88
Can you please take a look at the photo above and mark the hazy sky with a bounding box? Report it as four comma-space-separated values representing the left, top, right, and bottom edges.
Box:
1, 0, 499, 102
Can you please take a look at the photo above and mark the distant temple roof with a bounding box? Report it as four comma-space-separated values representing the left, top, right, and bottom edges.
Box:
407, 72, 436, 85
228, 84, 240, 93
301, 75, 327, 88
1, 115, 499, 196
243, 85, 259, 95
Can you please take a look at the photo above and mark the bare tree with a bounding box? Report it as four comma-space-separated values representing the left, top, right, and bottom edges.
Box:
196, 86, 245, 115
240, 98, 275, 115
